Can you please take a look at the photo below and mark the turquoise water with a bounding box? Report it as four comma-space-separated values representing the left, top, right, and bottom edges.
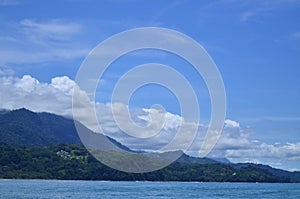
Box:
0, 180, 299, 199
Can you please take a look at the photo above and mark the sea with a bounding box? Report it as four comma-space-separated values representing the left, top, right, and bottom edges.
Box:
0, 180, 299, 199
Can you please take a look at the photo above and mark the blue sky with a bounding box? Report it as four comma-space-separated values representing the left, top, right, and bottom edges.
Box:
0, 0, 300, 171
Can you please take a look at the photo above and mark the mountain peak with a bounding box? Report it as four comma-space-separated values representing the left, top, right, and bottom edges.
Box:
13, 107, 32, 112
11, 107, 36, 116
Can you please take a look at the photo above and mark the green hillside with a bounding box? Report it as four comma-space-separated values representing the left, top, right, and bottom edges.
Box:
1, 143, 299, 182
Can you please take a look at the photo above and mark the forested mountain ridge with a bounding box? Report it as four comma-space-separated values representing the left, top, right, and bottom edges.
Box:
0, 143, 299, 182
0, 108, 299, 182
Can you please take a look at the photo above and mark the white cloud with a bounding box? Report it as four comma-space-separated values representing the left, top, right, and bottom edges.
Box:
224, 119, 240, 128
0, 75, 74, 116
15, 75, 40, 92
51, 76, 75, 95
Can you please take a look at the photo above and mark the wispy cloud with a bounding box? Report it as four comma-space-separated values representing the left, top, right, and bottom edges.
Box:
290, 32, 300, 40
239, 0, 300, 22
240, 116, 300, 123
20, 19, 82, 42
240, 11, 256, 22
0, 36, 19, 43
149, 0, 183, 25
0, 66, 14, 76
0, 48, 89, 65
202, 0, 300, 23
263, 116, 300, 122
0, 18, 89, 65
0, 0, 19, 6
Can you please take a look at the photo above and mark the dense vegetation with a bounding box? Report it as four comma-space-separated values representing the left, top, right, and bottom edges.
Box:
0, 143, 299, 182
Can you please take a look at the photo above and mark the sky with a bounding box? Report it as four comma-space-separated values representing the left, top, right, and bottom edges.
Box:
0, 0, 300, 171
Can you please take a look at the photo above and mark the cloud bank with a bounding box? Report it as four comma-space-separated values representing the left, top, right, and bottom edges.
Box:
0, 74, 300, 170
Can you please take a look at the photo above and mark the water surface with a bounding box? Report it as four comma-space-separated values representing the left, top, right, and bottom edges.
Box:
0, 180, 299, 199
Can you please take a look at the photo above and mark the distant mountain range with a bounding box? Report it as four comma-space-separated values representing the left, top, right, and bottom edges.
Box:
0, 108, 300, 182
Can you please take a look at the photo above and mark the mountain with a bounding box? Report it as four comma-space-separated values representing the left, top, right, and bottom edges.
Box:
0, 108, 80, 146
0, 108, 299, 182
233, 163, 300, 183
0, 108, 132, 152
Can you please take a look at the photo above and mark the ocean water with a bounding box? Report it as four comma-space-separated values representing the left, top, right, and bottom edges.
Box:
0, 180, 299, 199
